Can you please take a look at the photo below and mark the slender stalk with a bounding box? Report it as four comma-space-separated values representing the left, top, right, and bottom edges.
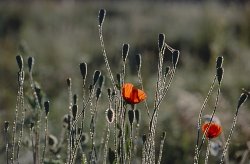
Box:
42, 115, 48, 163
103, 124, 110, 164
204, 139, 211, 164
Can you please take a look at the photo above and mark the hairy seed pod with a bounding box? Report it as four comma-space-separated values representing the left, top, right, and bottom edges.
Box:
216, 67, 224, 85
72, 104, 78, 120
44, 101, 50, 116
122, 44, 129, 62
106, 108, 115, 123
142, 134, 147, 144
4, 121, 9, 132
28, 57, 34, 73
172, 50, 180, 68
93, 70, 101, 86
158, 33, 165, 52
108, 148, 115, 164
98, 9, 106, 27
80, 62, 87, 79
216, 56, 224, 69
16, 55, 23, 71
135, 109, 140, 123
128, 110, 134, 125
237, 93, 248, 110
66, 78, 71, 87
135, 54, 142, 71
96, 88, 102, 100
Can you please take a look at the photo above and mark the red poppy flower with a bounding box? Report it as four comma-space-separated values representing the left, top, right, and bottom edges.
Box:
122, 83, 146, 104
202, 122, 222, 139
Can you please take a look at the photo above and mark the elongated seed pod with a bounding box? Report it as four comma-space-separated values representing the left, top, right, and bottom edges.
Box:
98, 9, 106, 27
158, 33, 165, 52
216, 56, 224, 69
80, 62, 87, 79
122, 44, 129, 62
116, 74, 121, 86
216, 67, 224, 85
107, 88, 111, 99
73, 94, 77, 105
99, 75, 105, 88
66, 78, 71, 87
135, 109, 140, 123
16, 55, 23, 71
28, 57, 34, 73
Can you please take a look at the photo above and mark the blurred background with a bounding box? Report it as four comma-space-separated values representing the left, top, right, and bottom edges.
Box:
0, 1, 250, 163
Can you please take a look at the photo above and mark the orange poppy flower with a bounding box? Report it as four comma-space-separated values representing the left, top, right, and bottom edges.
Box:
122, 83, 146, 104
202, 122, 222, 139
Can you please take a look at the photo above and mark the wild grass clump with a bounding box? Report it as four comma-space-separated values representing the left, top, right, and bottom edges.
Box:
2, 9, 249, 164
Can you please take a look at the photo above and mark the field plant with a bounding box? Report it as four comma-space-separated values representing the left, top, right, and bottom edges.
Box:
2, 9, 250, 164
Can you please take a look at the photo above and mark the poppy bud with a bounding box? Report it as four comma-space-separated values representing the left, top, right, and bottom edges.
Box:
80, 62, 87, 79
72, 104, 78, 120
158, 33, 165, 52
172, 50, 179, 68
108, 148, 115, 164
99, 75, 105, 89
30, 122, 34, 130
16, 55, 23, 71
107, 88, 112, 99
96, 88, 102, 99
237, 93, 248, 110
161, 131, 166, 140
122, 44, 129, 62
44, 101, 50, 116
48, 134, 58, 148
93, 70, 101, 86
73, 94, 77, 105
28, 57, 34, 73
128, 109, 134, 125
66, 78, 71, 87
98, 9, 106, 27
164, 66, 170, 77
216, 67, 224, 85
135, 109, 140, 124
106, 108, 115, 123
4, 121, 9, 132
135, 54, 142, 71
216, 56, 223, 69
142, 134, 147, 144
